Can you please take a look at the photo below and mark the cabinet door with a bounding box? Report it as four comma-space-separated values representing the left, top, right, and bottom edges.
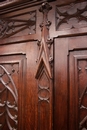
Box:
69, 36, 87, 130
54, 36, 87, 130
0, 42, 38, 130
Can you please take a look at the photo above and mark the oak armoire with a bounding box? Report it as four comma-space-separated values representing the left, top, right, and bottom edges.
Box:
0, 0, 87, 130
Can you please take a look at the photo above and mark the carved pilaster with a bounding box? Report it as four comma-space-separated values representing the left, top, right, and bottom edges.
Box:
35, 2, 53, 130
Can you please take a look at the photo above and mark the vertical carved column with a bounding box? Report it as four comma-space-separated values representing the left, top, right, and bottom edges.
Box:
35, 2, 53, 130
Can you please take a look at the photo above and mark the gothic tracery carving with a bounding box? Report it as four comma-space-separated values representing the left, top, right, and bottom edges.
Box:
78, 60, 87, 130
0, 11, 36, 38
56, 1, 87, 31
0, 64, 18, 130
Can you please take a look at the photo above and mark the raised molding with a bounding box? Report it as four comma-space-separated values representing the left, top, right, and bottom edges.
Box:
72, 56, 87, 130
0, 64, 18, 130
0, 54, 26, 130
78, 59, 87, 130
0, 0, 55, 15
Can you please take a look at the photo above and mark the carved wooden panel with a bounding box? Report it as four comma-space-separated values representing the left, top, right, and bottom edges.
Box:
56, 1, 87, 31
0, 54, 26, 130
54, 36, 87, 130
0, 10, 36, 38
0, 64, 18, 130
69, 50, 87, 130
78, 59, 87, 130
37, 67, 52, 130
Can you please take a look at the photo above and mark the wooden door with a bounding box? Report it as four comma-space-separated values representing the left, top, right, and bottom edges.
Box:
54, 36, 87, 130
0, 42, 38, 130
69, 36, 87, 130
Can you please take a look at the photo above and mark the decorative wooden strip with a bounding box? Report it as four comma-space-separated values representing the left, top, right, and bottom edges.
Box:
77, 59, 87, 130
35, 2, 53, 130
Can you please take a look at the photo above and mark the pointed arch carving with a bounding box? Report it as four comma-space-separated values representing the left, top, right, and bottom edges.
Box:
0, 54, 26, 130
0, 64, 18, 130
35, 2, 53, 79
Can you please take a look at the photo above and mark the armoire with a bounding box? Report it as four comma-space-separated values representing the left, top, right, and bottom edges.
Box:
0, 0, 87, 130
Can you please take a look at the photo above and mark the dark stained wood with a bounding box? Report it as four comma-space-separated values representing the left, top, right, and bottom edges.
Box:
25, 41, 38, 130
0, 41, 38, 130
54, 38, 69, 130
0, 44, 26, 130
54, 35, 87, 130
35, 3, 53, 130
68, 36, 87, 130
0, 0, 87, 130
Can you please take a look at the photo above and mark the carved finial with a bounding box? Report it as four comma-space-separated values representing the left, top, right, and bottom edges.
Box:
39, 2, 52, 13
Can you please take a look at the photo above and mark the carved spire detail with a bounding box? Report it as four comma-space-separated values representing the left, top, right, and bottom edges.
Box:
35, 2, 53, 79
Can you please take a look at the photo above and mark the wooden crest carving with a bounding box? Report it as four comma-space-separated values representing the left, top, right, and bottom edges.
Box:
35, 2, 53, 79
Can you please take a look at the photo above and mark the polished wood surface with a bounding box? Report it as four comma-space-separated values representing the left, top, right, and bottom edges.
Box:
0, 0, 87, 130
